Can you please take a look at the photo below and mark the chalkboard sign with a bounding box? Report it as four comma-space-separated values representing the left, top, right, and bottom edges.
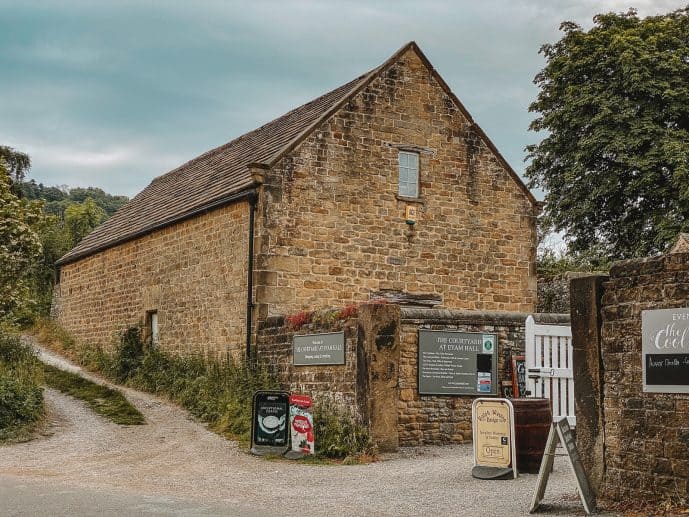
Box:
250, 391, 290, 456
418, 330, 497, 395
646, 354, 689, 385
511, 355, 527, 398
642, 308, 689, 393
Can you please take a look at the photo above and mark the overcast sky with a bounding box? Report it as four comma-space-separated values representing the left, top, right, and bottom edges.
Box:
1, 0, 686, 198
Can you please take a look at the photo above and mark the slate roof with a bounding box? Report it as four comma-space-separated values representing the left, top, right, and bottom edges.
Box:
57, 42, 536, 266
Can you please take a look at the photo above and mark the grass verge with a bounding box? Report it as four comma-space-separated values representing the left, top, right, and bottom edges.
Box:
43, 364, 144, 425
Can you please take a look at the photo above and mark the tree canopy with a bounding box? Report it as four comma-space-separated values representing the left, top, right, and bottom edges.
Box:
1, 146, 128, 319
0, 146, 31, 184
19, 181, 128, 218
0, 170, 43, 321
64, 198, 107, 247
526, 7, 689, 259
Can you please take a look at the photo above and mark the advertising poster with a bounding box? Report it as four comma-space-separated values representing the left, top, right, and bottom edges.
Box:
289, 394, 314, 456
472, 398, 514, 469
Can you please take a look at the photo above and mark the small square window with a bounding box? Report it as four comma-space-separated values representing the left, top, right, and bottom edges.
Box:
398, 151, 419, 198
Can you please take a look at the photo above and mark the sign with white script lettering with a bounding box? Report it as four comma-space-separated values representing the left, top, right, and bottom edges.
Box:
642, 308, 689, 393
293, 332, 345, 366
418, 330, 497, 395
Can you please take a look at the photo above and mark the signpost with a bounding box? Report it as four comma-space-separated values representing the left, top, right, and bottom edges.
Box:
250, 390, 290, 456
293, 332, 345, 366
642, 308, 689, 393
471, 398, 517, 479
530, 419, 595, 515
418, 330, 497, 395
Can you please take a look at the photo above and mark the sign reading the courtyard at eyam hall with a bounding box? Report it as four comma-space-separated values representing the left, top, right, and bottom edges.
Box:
293, 332, 345, 366
418, 330, 497, 395
642, 308, 689, 393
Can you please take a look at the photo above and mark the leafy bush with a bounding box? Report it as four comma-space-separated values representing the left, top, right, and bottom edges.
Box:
0, 329, 44, 441
312, 398, 373, 459
110, 327, 145, 383
286, 310, 312, 329
103, 328, 279, 446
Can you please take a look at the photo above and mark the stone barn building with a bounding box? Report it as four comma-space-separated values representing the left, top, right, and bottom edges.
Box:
54, 42, 539, 357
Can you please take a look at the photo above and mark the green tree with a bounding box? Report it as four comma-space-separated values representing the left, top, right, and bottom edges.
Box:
64, 197, 106, 246
67, 187, 128, 217
19, 181, 127, 219
0, 146, 31, 185
526, 7, 689, 259
0, 171, 43, 322
30, 214, 72, 313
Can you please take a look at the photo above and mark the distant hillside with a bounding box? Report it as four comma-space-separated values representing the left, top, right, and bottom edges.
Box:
19, 180, 129, 218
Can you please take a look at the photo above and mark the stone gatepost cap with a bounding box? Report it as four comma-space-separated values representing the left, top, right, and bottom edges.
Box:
669, 233, 689, 254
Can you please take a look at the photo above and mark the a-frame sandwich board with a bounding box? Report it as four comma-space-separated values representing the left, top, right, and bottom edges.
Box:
529, 418, 595, 514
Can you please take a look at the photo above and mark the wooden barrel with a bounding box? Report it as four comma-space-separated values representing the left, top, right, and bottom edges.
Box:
511, 398, 552, 474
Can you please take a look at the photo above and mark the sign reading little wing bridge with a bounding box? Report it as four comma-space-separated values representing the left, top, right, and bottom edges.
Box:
293, 332, 345, 366
642, 308, 689, 393
418, 330, 497, 395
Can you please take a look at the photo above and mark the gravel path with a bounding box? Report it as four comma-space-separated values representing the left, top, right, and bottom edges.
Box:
0, 338, 589, 516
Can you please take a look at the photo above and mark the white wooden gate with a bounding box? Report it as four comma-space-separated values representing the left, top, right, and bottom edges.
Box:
525, 315, 575, 426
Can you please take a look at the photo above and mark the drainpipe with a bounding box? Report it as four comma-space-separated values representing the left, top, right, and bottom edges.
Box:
245, 191, 257, 360
246, 163, 268, 360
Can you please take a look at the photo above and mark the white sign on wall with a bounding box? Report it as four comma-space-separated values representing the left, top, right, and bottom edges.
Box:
642, 308, 689, 394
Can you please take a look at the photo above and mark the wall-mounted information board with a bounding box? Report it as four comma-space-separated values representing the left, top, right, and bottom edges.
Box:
418, 330, 497, 395
642, 308, 689, 394
293, 332, 345, 366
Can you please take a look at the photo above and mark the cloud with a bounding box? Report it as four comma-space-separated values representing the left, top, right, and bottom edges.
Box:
1, 0, 686, 199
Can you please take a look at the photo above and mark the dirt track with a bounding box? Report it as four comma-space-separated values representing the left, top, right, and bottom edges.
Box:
0, 340, 586, 516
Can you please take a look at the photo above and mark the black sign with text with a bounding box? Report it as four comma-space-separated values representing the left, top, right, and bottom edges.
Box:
511, 356, 527, 397
252, 391, 289, 447
646, 354, 689, 385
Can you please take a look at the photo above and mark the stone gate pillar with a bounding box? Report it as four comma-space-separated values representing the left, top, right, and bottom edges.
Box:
357, 303, 401, 452
570, 274, 608, 496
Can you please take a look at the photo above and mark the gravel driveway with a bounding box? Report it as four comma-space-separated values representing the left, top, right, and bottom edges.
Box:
0, 340, 588, 516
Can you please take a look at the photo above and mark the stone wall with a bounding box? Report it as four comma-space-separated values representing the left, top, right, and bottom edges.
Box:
256, 303, 568, 450
600, 254, 689, 502
253, 46, 537, 323
56, 202, 250, 357
399, 308, 526, 446
255, 303, 403, 451
255, 314, 359, 409
572, 253, 689, 504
